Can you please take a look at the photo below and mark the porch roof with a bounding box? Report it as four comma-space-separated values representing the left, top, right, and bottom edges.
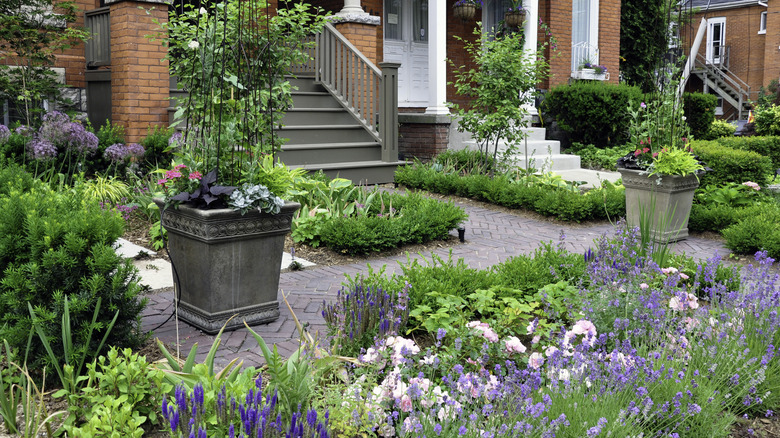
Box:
684, 0, 764, 11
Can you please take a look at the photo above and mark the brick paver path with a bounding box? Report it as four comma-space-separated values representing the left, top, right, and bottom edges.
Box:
141, 199, 732, 368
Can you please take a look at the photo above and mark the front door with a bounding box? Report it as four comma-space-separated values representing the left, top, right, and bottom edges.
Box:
383, 0, 429, 107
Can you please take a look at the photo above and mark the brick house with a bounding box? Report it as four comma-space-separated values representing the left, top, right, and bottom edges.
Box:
5, 0, 621, 181
682, 0, 775, 120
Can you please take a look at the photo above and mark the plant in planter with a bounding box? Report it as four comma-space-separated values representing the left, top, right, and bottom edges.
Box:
453, 0, 482, 20
616, 75, 706, 242
504, 1, 526, 28
151, 0, 326, 333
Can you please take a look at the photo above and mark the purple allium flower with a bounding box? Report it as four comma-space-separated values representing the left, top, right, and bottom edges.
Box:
27, 138, 57, 160
104, 143, 127, 161
126, 143, 145, 159
15, 125, 33, 136
38, 111, 71, 145
169, 132, 183, 148
0, 125, 9, 144
66, 122, 98, 154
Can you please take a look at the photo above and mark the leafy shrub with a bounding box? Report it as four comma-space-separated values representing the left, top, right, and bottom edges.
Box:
0, 166, 146, 372
702, 119, 736, 140
715, 136, 780, 171
568, 143, 631, 171
319, 193, 467, 255
689, 204, 744, 233
682, 92, 717, 140
754, 104, 780, 136
492, 240, 587, 294
395, 163, 626, 222
432, 149, 495, 174
139, 125, 174, 171
690, 140, 773, 187
723, 204, 780, 258
542, 81, 642, 146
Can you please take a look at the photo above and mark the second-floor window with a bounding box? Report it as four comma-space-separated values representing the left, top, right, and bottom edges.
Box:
571, 0, 599, 73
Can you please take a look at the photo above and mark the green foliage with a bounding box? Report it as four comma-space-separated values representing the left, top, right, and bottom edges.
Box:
75, 174, 131, 204
246, 154, 307, 198
432, 149, 495, 174
568, 143, 631, 171
62, 399, 145, 438
723, 204, 780, 258
319, 193, 467, 255
395, 163, 626, 222
493, 241, 587, 294
715, 135, 780, 171
542, 81, 642, 146
689, 203, 743, 233
651, 147, 705, 177
449, 24, 548, 167
754, 105, 780, 136
620, 0, 668, 92
139, 125, 174, 171
0, 167, 146, 374
702, 119, 736, 140
0, 0, 89, 124
62, 347, 168, 434
690, 140, 773, 187
148, 220, 167, 251
695, 182, 765, 209
683, 92, 717, 140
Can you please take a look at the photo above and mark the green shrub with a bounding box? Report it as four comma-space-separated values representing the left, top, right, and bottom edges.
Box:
754, 105, 780, 136
715, 136, 780, 171
690, 140, 773, 187
319, 193, 467, 255
689, 204, 743, 233
682, 92, 717, 140
0, 167, 146, 372
723, 204, 780, 258
139, 125, 174, 171
492, 241, 587, 294
433, 149, 495, 174
702, 119, 736, 140
542, 81, 642, 146
569, 143, 631, 171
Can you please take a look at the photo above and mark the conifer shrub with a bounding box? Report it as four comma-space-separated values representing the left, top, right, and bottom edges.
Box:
0, 165, 146, 372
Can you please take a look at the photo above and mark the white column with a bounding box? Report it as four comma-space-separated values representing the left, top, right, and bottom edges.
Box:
425, 0, 449, 114
337, 0, 368, 17
523, 0, 539, 116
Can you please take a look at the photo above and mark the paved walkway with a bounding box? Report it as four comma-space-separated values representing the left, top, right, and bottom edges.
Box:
141, 199, 732, 368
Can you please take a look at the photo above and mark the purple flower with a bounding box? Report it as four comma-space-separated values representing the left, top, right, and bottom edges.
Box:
66, 122, 98, 154
38, 111, 71, 146
104, 143, 127, 161
0, 125, 10, 144
27, 138, 57, 160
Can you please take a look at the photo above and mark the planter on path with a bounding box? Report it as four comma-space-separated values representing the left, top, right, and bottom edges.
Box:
619, 168, 699, 242
155, 200, 300, 334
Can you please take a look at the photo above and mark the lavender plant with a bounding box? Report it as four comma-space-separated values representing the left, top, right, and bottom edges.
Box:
322, 281, 410, 357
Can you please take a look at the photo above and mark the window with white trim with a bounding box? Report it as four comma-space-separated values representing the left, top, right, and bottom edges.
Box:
759, 11, 767, 34
571, 0, 599, 73
482, 0, 512, 35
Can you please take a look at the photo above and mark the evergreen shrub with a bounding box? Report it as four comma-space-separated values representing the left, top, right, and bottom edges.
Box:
0, 165, 146, 372
715, 136, 780, 171
690, 140, 773, 187
682, 92, 717, 140
541, 82, 642, 147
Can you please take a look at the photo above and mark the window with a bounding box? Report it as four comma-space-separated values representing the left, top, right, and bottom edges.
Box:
706, 17, 726, 65
571, 0, 599, 73
759, 11, 767, 34
482, 0, 511, 35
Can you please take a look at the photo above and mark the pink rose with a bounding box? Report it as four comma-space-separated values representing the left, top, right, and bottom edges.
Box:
528, 352, 544, 369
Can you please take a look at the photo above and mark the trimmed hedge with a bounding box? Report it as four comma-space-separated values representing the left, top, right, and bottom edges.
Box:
541, 82, 642, 147
683, 92, 717, 140
715, 136, 780, 172
722, 203, 780, 258
690, 140, 773, 187
394, 165, 626, 223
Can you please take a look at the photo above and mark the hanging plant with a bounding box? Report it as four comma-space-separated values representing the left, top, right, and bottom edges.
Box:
453, 0, 482, 21
504, 2, 526, 28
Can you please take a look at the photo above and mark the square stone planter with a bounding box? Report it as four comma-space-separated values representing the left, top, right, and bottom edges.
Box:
155, 200, 300, 334
619, 168, 699, 242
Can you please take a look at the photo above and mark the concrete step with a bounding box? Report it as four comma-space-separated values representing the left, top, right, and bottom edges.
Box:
279, 141, 381, 165
280, 124, 375, 144
289, 160, 406, 185
282, 108, 356, 125
523, 127, 548, 141
507, 153, 581, 171
291, 91, 342, 108
464, 139, 562, 156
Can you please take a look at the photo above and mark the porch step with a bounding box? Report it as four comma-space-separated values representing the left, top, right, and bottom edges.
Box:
506, 153, 581, 172
282, 108, 357, 125
288, 160, 406, 185
461, 127, 580, 171
291, 91, 343, 108
279, 124, 375, 143
288, 76, 322, 93
279, 141, 381, 165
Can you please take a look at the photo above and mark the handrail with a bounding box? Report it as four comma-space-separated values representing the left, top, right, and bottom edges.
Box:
695, 52, 750, 99
315, 22, 382, 143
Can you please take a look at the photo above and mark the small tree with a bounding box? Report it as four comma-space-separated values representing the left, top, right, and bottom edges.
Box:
0, 0, 88, 125
449, 26, 549, 172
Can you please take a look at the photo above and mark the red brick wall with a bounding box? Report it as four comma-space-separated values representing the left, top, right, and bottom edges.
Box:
399, 122, 449, 160
333, 21, 380, 65
687, 5, 767, 102
598, 0, 620, 86
446, 0, 480, 109
110, 1, 169, 142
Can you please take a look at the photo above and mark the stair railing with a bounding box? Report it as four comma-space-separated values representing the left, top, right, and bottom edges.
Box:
694, 52, 750, 118
313, 22, 398, 162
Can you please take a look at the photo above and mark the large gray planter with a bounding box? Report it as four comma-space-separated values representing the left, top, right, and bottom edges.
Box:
155, 200, 300, 334
619, 168, 699, 242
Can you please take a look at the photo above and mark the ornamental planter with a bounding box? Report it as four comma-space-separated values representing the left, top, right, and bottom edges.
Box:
155, 200, 300, 334
504, 10, 525, 27
619, 168, 699, 242
453, 4, 477, 20
572, 68, 609, 81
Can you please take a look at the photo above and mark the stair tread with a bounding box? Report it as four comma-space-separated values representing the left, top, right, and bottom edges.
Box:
291, 91, 330, 96
282, 142, 379, 149
280, 124, 366, 130
289, 160, 406, 170
286, 108, 347, 112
